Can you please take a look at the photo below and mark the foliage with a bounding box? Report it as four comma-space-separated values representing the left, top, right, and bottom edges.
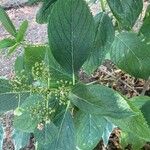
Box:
0, 123, 4, 149
12, 129, 30, 150
111, 32, 150, 80
118, 96, 150, 149
106, 0, 143, 30
0, 0, 150, 150
83, 12, 115, 74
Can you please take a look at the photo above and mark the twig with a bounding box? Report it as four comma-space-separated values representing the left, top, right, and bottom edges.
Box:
141, 76, 150, 96
86, 80, 98, 85
99, 67, 139, 95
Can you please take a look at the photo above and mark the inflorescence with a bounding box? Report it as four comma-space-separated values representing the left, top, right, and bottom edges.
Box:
11, 61, 73, 122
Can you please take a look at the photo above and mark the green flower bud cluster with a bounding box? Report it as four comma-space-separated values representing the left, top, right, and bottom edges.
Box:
10, 70, 29, 92
56, 80, 72, 105
28, 100, 55, 122
32, 61, 51, 82
30, 86, 52, 99
10, 61, 73, 122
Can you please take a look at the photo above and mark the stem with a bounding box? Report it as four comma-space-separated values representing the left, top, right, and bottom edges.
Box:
48, 77, 50, 88
46, 77, 51, 121
35, 142, 38, 150
67, 100, 71, 109
47, 77, 51, 101
141, 76, 150, 96
72, 73, 75, 86
100, 0, 105, 12
18, 94, 21, 107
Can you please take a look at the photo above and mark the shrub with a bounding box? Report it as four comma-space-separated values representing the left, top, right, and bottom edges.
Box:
0, 0, 150, 149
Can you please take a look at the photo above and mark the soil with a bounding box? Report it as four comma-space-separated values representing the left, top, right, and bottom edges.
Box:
0, 1, 150, 150
0, 0, 28, 8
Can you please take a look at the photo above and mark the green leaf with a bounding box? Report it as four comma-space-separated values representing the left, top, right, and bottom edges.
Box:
15, 46, 46, 81
48, 0, 95, 75
24, 46, 71, 86
36, 0, 57, 24
14, 112, 39, 133
36, 142, 52, 150
16, 20, 28, 42
34, 122, 58, 145
75, 111, 106, 150
0, 78, 12, 93
0, 38, 16, 50
14, 94, 46, 133
130, 96, 150, 109
45, 47, 72, 81
106, 0, 143, 30
14, 55, 32, 83
24, 45, 46, 71
20, 94, 44, 110
36, 106, 75, 150
83, 12, 115, 75
0, 92, 29, 113
108, 102, 150, 141
0, 123, 4, 150
14, 55, 25, 76
69, 84, 134, 118
120, 132, 146, 150
0, 6, 17, 36
12, 129, 30, 150
130, 96, 150, 127
139, 5, 150, 42
7, 43, 19, 55
102, 120, 114, 146
110, 32, 150, 79
52, 109, 76, 150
